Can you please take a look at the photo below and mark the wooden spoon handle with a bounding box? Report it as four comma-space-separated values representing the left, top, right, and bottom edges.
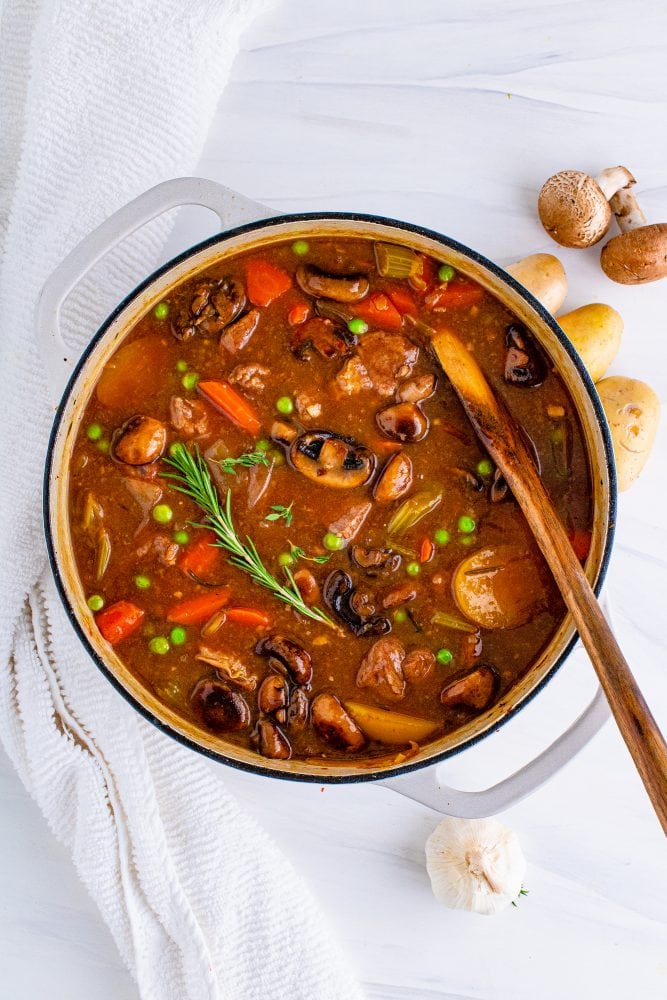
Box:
431, 328, 667, 833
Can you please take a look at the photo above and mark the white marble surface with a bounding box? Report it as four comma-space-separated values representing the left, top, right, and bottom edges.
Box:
2, 2, 667, 997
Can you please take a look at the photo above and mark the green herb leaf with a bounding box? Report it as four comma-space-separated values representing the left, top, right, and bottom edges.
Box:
265, 503, 294, 526
289, 542, 331, 565
219, 450, 270, 475
162, 446, 334, 628
511, 887, 529, 908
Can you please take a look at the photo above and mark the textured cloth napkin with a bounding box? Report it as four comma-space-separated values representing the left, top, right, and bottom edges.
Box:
0, 2, 364, 998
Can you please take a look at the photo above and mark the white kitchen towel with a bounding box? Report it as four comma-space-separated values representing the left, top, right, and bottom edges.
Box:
0, 2, 364, 999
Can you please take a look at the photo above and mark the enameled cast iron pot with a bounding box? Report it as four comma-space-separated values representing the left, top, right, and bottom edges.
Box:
41, 178, 616, 817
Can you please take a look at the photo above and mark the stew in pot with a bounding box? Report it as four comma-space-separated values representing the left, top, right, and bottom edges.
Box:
68, 236, 592, 764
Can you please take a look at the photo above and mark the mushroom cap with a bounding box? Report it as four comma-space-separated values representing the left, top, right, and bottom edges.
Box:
600, 223, 667, 284
538, 170, 612, 248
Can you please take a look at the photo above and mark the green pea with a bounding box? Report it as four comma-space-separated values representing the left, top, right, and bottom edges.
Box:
87, 594, 104, 612
182, 372, 199, 391
292, 239, 310, 256
438, 264, 455, 283
134, 574, 151, 590
347, 317, 369, 336
169, 441, 186, 459
153, 504, 173, 524
436, 647, 453, 665
154, 302, 170, 320
276, 395, 294, 415
393, 608, 408, 624
434, 528, 450, 545
476, 459, 493, 477
270, 449, 285, 467
97, 440, 110, 453
170, 627, 187, 647
323, 532, 344, 552
406, 561, 421, 576
173, 530, 189, 545
458, 515, 476, 534
255, 438, 271, 453
86, 423, 103, 441
176, 359, 188, 373
149, 636, 170, 655
278, 552, 295, 567
460, 535, 475, 546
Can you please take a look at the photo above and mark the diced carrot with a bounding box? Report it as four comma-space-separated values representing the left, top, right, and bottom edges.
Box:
245, 258, 292, 307
179, 531, 221, 579
385, 284, 418, 317
287, 301, 311, 326
198, 380, 261, 436
408, 254, 438, 294
569, 529, 592, 563
225, 607, 271, 627
96, 600, 144, 645
166, 587, 231, 625
419, 537, 435, 563
425, 279, 485, 310
351, 292, 403, 330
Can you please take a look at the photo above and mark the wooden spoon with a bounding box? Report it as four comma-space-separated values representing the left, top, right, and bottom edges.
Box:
429, 324, 667, 833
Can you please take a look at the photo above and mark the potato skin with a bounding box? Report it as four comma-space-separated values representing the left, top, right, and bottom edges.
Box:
558, 304, 623, 383
597, 376, 660, 491
506, 253, 567, 314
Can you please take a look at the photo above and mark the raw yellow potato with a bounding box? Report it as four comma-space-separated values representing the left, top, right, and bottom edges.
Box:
344, 701, 438, 744
596, 376, 660, 491
452, 544, 547, 630
506, 253, 567, 314
558, 303, 623, 382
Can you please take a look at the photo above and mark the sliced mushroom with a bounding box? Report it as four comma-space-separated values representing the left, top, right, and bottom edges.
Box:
111, 415, 167, 465
396, 373, 437, 403
376, 402, 429, 443
191, 679, 250, 733
504, 324, 547, 388
271, 419, 300, 447
322, 570, 391, 637
311, 693, 366, 751
255, 634, 313, 686
402, 648, 436, 683
600, 186, 667, 284
220, 308, 260, 353
258, 674, 289, 717
172, 276, 246, 340
290, 316, 351, 360
290, 430, 375, 489
296, 264, 369, 303
380, 582, 417, 609
538, 167, 635, 248
287, 687, 309, 731
447, 467, 484, 492
257, 719, 291, 760
440, 665, 499, 712
356, 637, 406, 700
350, 545, 401, 578
292, 568, 321, 606
373, 452, 413, 503
490, 466, 509, 503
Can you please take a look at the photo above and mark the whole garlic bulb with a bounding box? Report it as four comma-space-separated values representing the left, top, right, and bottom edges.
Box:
425, 817, 526, 916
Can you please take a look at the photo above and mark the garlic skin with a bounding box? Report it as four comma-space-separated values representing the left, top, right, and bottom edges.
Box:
425, 817, 526, 916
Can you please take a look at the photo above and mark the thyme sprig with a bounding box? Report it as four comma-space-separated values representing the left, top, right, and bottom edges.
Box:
162, 445, 334, 628
219, 450, 270, 475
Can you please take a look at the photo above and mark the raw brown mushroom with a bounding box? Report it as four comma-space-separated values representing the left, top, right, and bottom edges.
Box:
600, 186, 667, 284
538, 166, 635, 248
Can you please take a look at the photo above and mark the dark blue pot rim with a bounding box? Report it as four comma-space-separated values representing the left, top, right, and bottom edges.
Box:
43, 211, 617, 785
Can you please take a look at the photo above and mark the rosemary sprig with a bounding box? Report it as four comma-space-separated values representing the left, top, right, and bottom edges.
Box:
162, 445, 334, 628
219, 450, 270, 475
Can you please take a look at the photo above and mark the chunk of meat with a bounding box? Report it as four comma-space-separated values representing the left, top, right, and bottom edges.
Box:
195, 646, 258, 691
328, 502, 372, 541
294, 392, 322, 420
358, 333, 419, 395
290, 317, 351, 360
135, 533, 179, 567
356, 637, 406, 700
220, 308, 260, 354
380, 582, 417, 609
228, 362, 270, 395
169, 396, 210, 438
402, 648, 436, 683
335, 356, 372, 395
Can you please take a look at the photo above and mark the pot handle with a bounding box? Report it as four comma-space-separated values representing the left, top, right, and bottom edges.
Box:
379, 597, 613, 817
36, 177, 273, 405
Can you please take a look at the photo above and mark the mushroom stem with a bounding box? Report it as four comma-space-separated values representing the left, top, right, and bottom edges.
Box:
609, 186, 648, 233
594, 165, 635, 200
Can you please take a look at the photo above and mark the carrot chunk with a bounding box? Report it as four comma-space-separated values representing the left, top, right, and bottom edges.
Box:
166, 588, 231, 625
245, 258, 292, 307
198, 380, 261, 436
419, 537, 435, 563
179, 531, 221, 579
225, 607, 271, 627
425, 279, 485, 310
569, 529, 592, 563
96, 600, 144, 645
385, 284, 418, 317
287, 301, 311, 326
351, 292, 403, 330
